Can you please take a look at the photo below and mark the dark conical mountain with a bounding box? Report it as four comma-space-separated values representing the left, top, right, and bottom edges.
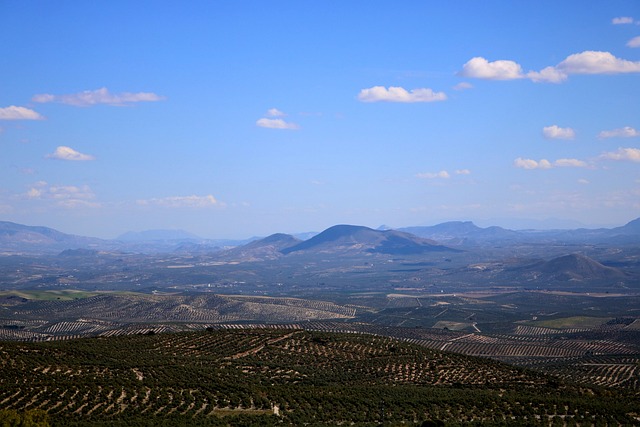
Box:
280, 224, 457, 255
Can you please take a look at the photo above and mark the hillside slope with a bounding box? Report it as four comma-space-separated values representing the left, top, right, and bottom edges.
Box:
0, 329, 637, 426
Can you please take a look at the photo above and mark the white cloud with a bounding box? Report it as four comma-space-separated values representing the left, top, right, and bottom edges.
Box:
25, 181, 99, 208
612, 16, 634, 24
513, 158, 552, 170
46, 146, 95, 161
463, 51, 640, 84
554, 158, 587, 168
598, 126, 640, 139
543, 125, 575, 140
600, 147, 640, 162
266, 108, 286, 117
457, 57, 524, 80
527, 66, 568, 83
32, 87, 165, 107
136, 195, 220, 208
416, 170, 450, 179
357, 86, 447, 103
556, 51, 640, 75
455, 169, 471, 175
0, 105, 44, 120
577, 178, 590, 185
627, 36, 640, 48
453, 82, 473, 91
256, 118, 299, 130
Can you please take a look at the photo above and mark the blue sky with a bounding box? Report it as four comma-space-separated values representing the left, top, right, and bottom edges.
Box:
2, 1, 640, 238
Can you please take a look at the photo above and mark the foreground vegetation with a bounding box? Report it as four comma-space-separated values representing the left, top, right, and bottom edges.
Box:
1, 329, 638, 426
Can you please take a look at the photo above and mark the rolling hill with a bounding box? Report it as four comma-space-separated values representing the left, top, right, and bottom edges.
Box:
513, 253, 627, 282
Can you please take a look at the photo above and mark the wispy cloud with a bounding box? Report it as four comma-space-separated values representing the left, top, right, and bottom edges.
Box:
266, 108, 286, 117
0, 105, 44, 120
600, 147, 640, 162
46, 146, 95, 161
416, 170, 451, 179
256, 109, 299, 129
612, 16, 634, 25
514, 157, 588, 169
358, 86, 447, 103
32, 87, 165, 107
256, 118, 299, 130
455, 169, 471, 175
25, 181, 99, 208
514, 158, 552, 169
460, 51, 640, 84
543, 125, 575, 140
598, 126, 640, 139
554, 158, 588, 168
627, 36, 640, 48
136, 194, 221, 208
453, 82, 473, 91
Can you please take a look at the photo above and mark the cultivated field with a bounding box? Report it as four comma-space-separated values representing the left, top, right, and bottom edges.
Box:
1, 329, 638, 426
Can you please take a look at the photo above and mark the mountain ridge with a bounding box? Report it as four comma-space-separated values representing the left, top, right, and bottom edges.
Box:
1, 217, 639, 254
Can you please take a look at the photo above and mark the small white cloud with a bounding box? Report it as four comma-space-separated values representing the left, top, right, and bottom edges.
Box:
32, 87, 165, 107
0, 105, 44, 120
627, 36, 640, 48
577, 178, 590, 185
136, 195, 220, 208
453, 82, 473, 91
457, 57, 525, 80
455, 169, 471, 175
598, 126, 640, 139
416, 170, 450, 179
256, 118, 299, 130
543, 125, 575, 140
600, 147, 640, 162
612, 16, 634, 24
357, 86, 447, 103
513, 158, 552, 170
46, 146, 95, 161
554, 158, 587, 168
266, 108, 286, 117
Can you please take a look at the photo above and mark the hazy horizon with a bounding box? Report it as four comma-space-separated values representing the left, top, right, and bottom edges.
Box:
2, 1, 639, 239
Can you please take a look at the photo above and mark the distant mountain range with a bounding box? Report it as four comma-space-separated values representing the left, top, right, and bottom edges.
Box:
398, 218, 640, 246
1, 217, 639, 255
116, 229, 202, 242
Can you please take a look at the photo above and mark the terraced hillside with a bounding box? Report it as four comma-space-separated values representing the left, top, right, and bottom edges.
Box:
0, 293, 356, 340
1, 329, 638, 426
